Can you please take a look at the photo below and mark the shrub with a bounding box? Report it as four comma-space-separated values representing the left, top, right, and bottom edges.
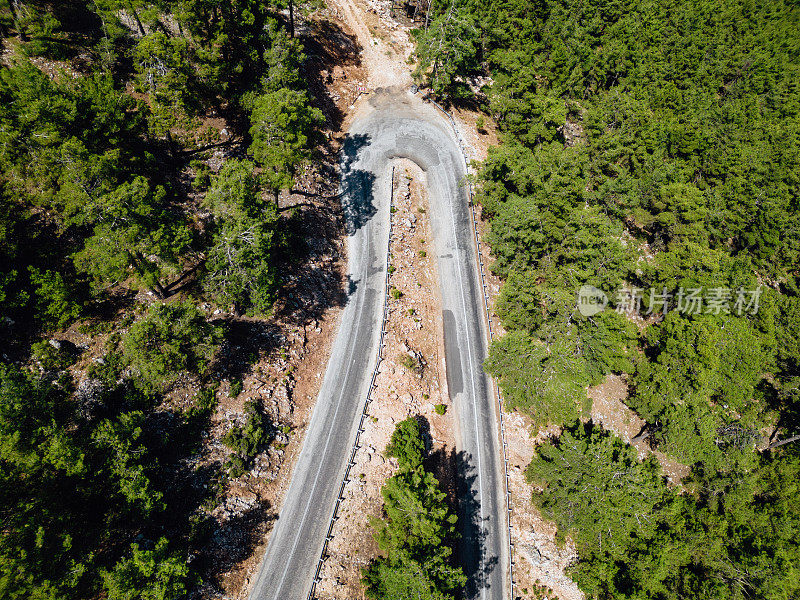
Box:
101, 537, 188, 600
122, 302, 221, 390
223, 400, 270, 476
28, 267, 81, 330
229, 378, 243, 398
385, 417, 425, 470
399, 353, 420, 373
31, 341, 73, 371
86, 351, 125, 387
187, 384, 219, 420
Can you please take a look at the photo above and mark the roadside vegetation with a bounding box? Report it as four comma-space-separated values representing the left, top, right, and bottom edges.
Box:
414, 0, 800, 598
0, 1, 323, 598
362, 418, 465, 600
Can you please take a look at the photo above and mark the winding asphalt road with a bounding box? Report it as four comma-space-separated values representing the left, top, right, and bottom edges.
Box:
248, 88, 508, 600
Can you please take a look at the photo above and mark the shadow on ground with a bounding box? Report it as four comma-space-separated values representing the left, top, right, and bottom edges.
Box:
455, 449, 498, 599
303, 17, 363, 133
426, 440, 497, 600
196, 502, 276, 591
340, 133, 377, 235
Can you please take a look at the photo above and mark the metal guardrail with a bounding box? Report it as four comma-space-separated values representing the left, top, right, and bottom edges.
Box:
306, 166, 396, 600
429, 99, 517, 600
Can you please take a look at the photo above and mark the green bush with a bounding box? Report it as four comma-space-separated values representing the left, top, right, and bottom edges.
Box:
229, 378, 243, 398
28, 267, 81, 330
86, 351, 125, 387
384, 417, 425, 470
187, 384, 219, 420
122, 302, 221, 390
434, 404, 447, 415
223, 400, 270, 477
191, 161, 210, 190
31, 341, 73, 371
399, 353, 422, 374
101, 537, 188, 600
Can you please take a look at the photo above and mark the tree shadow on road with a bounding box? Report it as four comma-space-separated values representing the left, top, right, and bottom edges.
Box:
453, 449, 499, 599
340, 133, 378, 235
426, 443, 499, 598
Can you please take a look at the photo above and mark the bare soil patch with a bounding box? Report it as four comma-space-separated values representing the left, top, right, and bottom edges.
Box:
589, 375, 691, 485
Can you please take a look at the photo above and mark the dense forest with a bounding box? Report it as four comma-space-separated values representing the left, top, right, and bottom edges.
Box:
4, 0, 800, 599
415, 0, 800, 598
0, 1, 325, 598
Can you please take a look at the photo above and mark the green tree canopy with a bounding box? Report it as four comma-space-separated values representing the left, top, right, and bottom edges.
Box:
74, 177, 191, 297
363, 419, 465, 599
528, 422, 800, 600
385, 417, 426, 470
122, 301, 221, 390
412, 4, 480, 101
248, 88, 324, 200
527, 422, 670, 560
101, 537, 188, 600
202, 159, 280, 314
